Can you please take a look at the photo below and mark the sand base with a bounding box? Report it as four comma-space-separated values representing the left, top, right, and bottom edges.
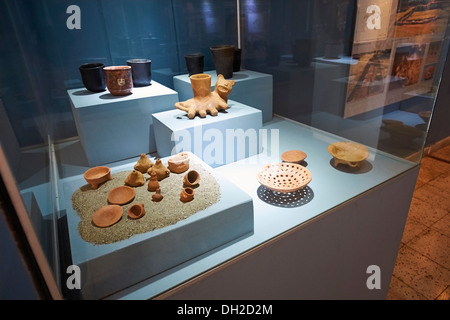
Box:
72, 161, 221, 245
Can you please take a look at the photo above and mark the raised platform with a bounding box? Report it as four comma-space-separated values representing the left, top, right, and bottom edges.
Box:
174, 69, 273, 123
62, 153, 254, 299
152, 100, 263, 168
68, 82, 179, 166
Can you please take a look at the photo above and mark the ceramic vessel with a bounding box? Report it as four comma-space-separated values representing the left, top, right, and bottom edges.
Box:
103, 66, 133, 96
107, 186, 136, 205
79, 63, 106, 92
83, 166, 112, 189
180, 187, 194, 203
183, 170, 200, 187
125, 170, 145, 187
328, 142, 369, 168
257, 162, 312, 193
147, 171, 160, 192
233, 48, 242, 72
92, 205, 123, 227
174, 74, 235, 118
210, 45, 235, 79
152, 188, 163, 202
134, 153, 154, 173
128, 203, 145, 219
168, 152, 190, 173
127, 59, 151, 87
147, 159, 170, 181
281, 150, 307, 164
184, 53, 204, 76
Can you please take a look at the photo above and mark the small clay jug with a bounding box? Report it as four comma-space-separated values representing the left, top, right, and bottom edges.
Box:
152, 188, 163, 202
128, 203, 145, 219
125, 170, 145, 187
134, 153, 154, 173
183, 170, 200, 187
180, 187, 194, 203
147, 171, 159, 192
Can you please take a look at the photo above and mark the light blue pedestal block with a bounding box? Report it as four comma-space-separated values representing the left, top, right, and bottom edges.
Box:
152, 100, 263, 168
174, 69, 273, 123
63, 153, 254, 300
68, 82, 179, 166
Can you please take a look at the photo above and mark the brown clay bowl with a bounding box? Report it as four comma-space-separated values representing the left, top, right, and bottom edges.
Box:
281, 150, 307, 163
127, 203, 145, 219
183, 170, 200, 187
328, 142, 369, 168
168, 152, 190, 173
92, 205, 123, 228
83, 166, 112, 189
257, 162, 312, 193
107, 186, 136, 205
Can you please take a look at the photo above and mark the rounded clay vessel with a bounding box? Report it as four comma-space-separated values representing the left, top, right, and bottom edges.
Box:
107, 186, 136, 205
128, 203, 145, 219
83, 166, 112, 189
92, 205, 123, 228
168, 152, 190, 173
328, 142, 369, 168
183, 170, 200, 187
147, 171, 160, 192
103, 66, 133, 96
257, 162, 312, 193
180, 187, 194, 203
152, 188, 163, 202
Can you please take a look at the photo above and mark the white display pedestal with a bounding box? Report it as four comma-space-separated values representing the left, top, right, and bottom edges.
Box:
152, 100, 263, 168
68, 82, 178, 166
174, 69, 273, 123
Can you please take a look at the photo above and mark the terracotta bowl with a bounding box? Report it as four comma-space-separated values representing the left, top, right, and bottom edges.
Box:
257, 162, 312, 193
328, 142, 369, 168
107, 186, 136, 205
92, 205, 123, 228
183, 170, 200, 187
83, 166, 112, 189
281, 150, 307, 163
127, 203, 145, 219
168, 152, 190, 173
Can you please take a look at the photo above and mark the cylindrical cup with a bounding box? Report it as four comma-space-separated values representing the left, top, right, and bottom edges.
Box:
184, 53, 204, 76
79, 63, 106, 92
103, 66, 133, 96
126, 59, 151, 87
210, 45, 235, 79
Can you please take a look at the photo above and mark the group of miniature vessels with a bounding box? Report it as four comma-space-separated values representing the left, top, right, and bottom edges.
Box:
83, 152, 199, 228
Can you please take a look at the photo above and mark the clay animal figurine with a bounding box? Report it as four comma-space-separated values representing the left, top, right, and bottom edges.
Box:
147, 171, 159, 192
147, 158, 170, 181
174, 73, 235, 119
125, 170, 145, 187
134, 153, 154, 173
152, 188, 163, 202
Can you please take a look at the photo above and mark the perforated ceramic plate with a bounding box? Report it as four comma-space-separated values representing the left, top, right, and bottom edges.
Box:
257, 162, 312, 193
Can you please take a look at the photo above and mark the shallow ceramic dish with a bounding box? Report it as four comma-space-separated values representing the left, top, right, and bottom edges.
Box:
256, 162, 312, 193
83, 166, 112, 189
107, 186, 136, 205
92, 205, 123, 227
281, 150, 307, 163
328, 141, 369, 168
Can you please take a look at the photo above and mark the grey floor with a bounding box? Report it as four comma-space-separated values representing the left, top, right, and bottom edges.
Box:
387, 144, 450, 300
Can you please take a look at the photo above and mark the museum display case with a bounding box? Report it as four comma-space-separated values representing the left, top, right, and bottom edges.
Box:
1, 0, 449, 300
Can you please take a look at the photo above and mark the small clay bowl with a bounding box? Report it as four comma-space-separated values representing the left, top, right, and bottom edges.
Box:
180, 187, 194, 203
168, 152, 190, 173
107, 186, 136, 205
281, 150, 307, 164
328, 141, 369, 168
83, 166, 112, 189
183, 170, 200, 187
127, 203, 145, 219
92, 205, 123, 228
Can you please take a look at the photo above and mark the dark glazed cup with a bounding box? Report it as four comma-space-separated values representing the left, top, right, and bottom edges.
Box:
126, 59, 152, 87
184, 53, 204, 76
79, 63, 106, 92
103, 66, 133, 96
210, 45, 235, 79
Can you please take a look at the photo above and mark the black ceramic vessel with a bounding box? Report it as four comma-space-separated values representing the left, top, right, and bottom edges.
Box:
233, 48, 242, 72
126, 59, 152, 87
184, 53, 204, 76
210, 45, 235, 79
79, 63, 106, 92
